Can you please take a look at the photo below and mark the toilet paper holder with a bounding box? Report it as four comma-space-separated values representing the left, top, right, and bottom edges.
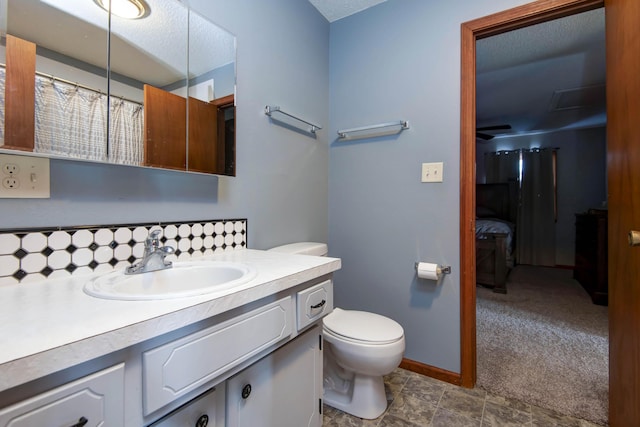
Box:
414, 262, 451, 275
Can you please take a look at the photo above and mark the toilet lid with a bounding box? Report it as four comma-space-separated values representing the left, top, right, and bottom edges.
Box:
323, 308, 404, 343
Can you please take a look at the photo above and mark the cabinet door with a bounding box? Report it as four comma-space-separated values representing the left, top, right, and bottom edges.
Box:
226, 326, 322, 427
143, 84, 187, 170
0, 364, 124, 427
187, 97, 218, 174
148, 387, 224, 427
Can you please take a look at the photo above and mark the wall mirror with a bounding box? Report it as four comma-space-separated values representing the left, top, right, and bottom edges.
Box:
0, 0, 236, 176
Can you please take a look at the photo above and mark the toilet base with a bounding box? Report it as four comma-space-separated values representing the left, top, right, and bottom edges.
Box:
323, 373, 387, 420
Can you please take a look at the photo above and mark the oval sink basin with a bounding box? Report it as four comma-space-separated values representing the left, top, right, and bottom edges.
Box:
84, 261, 257, 301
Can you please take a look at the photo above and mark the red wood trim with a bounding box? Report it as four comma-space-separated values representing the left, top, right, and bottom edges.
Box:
400, 358, 462, 386
460, 21, 477, 389
210, 94, 234, 107
466, 0, 603, 40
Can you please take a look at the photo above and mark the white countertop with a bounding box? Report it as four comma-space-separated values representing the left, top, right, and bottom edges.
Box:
0, 249, 341, 392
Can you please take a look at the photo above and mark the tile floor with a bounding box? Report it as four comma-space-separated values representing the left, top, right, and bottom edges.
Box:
322, 368, 603, 427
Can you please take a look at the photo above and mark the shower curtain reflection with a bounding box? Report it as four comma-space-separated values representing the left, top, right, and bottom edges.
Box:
109, 98, 144, 166
34, 76, 143, 165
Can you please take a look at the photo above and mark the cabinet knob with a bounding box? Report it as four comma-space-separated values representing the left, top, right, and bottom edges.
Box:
241, 383, 252, 399
195, 414, 209, 427
70, 417, 88, 427
629, 230, 640, 247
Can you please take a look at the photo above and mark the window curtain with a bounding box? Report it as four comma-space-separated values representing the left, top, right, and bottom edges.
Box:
484, 150, 520, 183
517, 149, 556, 266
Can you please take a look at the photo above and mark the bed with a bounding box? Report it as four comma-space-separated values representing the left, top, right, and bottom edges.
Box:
476, 183, 517, 293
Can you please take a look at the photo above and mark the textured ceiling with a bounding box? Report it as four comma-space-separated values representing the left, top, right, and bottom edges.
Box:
308, 0, 386, 22
476, 7, 606, 139
8, 0, 235, 87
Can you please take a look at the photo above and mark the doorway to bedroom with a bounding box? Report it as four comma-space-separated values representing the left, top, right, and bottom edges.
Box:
472, 6, 608, 425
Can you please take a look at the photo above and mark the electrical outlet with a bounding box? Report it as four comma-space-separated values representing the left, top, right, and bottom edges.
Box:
421, 162, 444, 183
3, 163, 19, 175
0, 154, 50, 198
3, 177, 19, 189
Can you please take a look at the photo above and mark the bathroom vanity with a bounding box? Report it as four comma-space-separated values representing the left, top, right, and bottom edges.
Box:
0, 249, 339, 426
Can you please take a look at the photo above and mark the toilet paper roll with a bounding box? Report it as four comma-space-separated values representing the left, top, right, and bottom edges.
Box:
417, 262, 441, 280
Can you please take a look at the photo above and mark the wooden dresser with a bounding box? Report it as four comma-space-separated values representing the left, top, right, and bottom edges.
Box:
574, 210, 608, 305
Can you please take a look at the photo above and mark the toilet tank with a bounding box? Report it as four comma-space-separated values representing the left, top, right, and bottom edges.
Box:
268, 242, 328, 256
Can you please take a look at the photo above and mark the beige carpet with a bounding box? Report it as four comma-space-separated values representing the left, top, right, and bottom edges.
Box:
476, 265, 609, 426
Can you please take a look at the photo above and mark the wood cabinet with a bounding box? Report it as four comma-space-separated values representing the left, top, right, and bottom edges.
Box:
574, 210, 608, 305
143, 85, 234, 174
4, 35, 36, 152
143, 84, 187, 170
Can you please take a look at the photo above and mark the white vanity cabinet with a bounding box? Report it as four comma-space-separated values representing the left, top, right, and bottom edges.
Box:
142, 296, 293, 415
226, 325, 323, 427
0, 363, 125, 427
149, 387, 225, 427
0, 249, 340, 427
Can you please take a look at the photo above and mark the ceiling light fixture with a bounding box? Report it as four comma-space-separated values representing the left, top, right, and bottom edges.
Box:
94, 0, 148, 19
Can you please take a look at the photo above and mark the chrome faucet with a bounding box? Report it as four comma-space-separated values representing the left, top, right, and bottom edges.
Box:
125, 230, 175, 275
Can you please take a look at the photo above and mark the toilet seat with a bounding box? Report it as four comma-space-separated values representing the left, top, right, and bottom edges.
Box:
323, 308, 404, 345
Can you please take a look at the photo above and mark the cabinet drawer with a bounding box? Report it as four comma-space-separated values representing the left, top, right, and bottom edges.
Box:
149, 387, 225, 427
0, 363, 124, 427
297, 280, 333, 331
143, 296, 293, 415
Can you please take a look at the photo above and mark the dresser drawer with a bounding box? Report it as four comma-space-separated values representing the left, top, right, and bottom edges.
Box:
0, 364, 124, 427
297, 279, 333, 331
143, 296, 293, 415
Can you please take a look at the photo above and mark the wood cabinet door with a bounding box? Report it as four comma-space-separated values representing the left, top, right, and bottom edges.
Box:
188, 97, 218, 174
4, 35, 35, 151
143, 84, 186, 170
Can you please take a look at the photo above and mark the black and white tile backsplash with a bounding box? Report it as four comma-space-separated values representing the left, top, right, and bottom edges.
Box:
0, 219, 247, 285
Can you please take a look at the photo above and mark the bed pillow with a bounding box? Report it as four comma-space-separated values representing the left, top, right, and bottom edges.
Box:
476, 205, 498, 218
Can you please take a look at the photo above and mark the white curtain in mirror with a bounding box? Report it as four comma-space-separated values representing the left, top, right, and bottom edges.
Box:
109, 99, 143, 166
34, 77, 144, 165
35, 78, 108, 161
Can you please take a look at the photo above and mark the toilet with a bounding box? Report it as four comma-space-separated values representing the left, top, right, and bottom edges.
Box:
268, 242, 405, 420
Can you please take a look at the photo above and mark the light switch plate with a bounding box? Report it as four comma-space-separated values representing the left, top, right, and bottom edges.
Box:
421, 162, 443, 183
0, 153, 50, 198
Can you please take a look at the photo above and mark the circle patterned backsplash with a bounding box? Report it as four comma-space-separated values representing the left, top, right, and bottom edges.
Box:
0, 219, 247, 285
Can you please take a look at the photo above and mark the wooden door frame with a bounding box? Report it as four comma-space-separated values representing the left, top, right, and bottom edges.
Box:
459, 0, 604, 388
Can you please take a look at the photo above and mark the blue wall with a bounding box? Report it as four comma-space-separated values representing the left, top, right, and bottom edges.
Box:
328, 0, 530, 372
0, 0, 330, 251
2, 0, 559, 374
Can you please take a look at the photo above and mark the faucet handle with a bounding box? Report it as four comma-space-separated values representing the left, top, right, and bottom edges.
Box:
146, 229, 162, 248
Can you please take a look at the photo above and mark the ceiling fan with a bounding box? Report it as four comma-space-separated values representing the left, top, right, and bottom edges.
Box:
476, 124, 512, 141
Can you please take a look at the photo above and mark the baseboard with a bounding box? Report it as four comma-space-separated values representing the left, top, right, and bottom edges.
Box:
554, 264, 575, 270
399, 358, 463, 386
